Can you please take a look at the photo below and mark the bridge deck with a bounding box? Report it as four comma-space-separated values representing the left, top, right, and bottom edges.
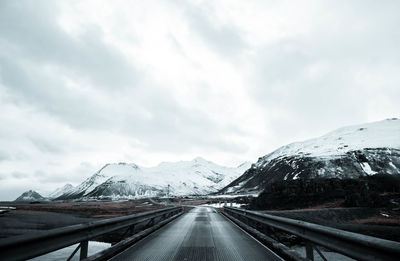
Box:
110, 206, 283, 261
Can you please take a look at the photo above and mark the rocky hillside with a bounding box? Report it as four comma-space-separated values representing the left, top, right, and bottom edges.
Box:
220, 118, 400, 195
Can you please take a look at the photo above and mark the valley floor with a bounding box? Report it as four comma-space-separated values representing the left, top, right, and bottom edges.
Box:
2, 198, 399, 245
0, 198, 208, 239
264, 206, 400, 242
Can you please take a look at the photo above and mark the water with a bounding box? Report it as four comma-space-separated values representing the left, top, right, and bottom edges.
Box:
293, 246, 355, 261
29, 241, 111, 261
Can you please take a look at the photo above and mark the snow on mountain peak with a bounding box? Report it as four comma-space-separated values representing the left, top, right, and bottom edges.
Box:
192, 157, 209, 163
255, 118, 400, 168
15, 190, 46, 201
55, 157, 251, 200
221, 118, 400, 195
48, 183, 74, 198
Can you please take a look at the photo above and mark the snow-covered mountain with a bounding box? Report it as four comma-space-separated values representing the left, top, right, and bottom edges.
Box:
15, 190, 47, 202
55, 157, 251, 200
48, 184, 74, 199
220, 118, 400, 195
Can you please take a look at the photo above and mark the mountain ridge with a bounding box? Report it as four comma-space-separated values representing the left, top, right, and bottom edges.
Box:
54, 157, 251, 200
220, 118, 400, 195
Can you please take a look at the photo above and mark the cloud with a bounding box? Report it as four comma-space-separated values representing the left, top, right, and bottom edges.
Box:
173, 0, 246, 58
11, 171, 29, 179
0, 0, 399, 200
0, 1, 139, 90
0, 1, 139, 130
0, 1, 243, 151
0, 151, 10, 161
241, 0, 400, 145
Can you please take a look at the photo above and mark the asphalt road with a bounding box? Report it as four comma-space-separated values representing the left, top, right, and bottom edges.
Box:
110, 206, 283, 261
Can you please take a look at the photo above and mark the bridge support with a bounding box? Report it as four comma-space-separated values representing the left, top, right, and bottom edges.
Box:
146, 217, 155, 227
305, 241, 313, 261
80, 241, 88, 260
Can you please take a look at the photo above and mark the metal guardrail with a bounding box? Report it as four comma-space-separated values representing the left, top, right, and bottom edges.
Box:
85, 211, 183, 261
0, 206, 182, 261
223, 207, 400, 261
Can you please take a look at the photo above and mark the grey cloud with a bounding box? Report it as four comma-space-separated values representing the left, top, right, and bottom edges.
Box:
249, 39, 367, 136
0, 1, 141, 130
0, 178, 48, 200
28, 136, 64, 154
0, 55, 116, 129
320, 1, 400, 62
171, 0, 246, 58
12, 171, 29, 179
33, 166, 90, 183
0, 1, 139, 91
0, 151, 10, 161
33, 170, 57, 182
1, 50, 244, 156
1, 0, 398, 201
121, 86, 248, 153
0, 1, 245, 154
248, 1, 400, 139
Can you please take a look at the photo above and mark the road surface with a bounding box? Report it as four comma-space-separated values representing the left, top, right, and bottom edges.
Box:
110, 206, 283, 261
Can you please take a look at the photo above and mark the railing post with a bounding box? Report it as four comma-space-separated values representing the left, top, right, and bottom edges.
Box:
80, 241, 88, 260
146, 217, 155, 227
130, 224, 135, 234
306, 241, 314, 261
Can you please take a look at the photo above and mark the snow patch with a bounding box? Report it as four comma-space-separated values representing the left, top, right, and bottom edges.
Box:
255, 119, 400, 167
360, 162, 377, 175
283, 173, 289, 180
389, 162, 397, 170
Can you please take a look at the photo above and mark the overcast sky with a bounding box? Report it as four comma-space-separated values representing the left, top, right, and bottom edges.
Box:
1, 0, 399, 200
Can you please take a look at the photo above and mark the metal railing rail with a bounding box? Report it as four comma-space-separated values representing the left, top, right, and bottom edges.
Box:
224, 207, 400, 261
0, 206, 182, 261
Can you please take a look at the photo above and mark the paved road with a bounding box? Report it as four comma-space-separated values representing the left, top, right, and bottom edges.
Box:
110, 206, 283, 261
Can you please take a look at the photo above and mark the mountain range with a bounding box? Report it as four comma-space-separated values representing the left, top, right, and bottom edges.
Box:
220, 118, 400, 195
15, 118, 400, 201
51, 157, 250, 200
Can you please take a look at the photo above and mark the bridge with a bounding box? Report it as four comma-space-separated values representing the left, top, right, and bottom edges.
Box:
109, 207, 281, 260
1, 206, 399, 261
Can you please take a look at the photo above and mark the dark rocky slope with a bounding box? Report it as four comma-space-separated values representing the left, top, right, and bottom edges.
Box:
220, 119, 400, 195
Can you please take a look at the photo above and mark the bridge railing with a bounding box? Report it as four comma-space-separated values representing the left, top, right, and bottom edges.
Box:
223, 207, 400, 261
0, 206, 182, 261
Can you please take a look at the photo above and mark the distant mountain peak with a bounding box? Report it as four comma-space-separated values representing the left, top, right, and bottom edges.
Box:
15, 190, 46, 202
116, 162, 139, 168
48, 183, 75, 198
192, 157, 209, 163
